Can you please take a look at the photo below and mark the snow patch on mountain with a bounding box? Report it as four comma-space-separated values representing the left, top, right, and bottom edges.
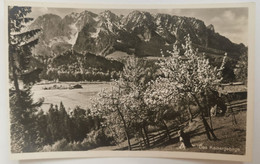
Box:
156, 19, 161, 25
93, 17, 99, 22
67, 23, 79, 44
107, 21, 114, 32
48, 37, 66, 47
67, 32, 78, 45
90, 28, 101, 38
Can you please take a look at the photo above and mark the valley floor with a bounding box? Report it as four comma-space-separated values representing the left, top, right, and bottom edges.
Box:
32, 81, 247, 155
32, 82, 112, 112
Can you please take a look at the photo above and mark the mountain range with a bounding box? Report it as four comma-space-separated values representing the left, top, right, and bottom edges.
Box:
29, 10, 247, 59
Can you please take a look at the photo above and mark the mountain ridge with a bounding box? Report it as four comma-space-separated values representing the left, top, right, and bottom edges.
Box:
29, 10, 247, 58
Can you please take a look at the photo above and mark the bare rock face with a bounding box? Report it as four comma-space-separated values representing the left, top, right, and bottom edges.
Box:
29, 14, 62, 42
29, 11, 99, 56
29, 10, 247, 58
73, 10, 121, 56
207, 24, 215, 33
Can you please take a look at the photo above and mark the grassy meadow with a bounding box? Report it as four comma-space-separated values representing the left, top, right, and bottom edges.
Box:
91, 111, 246, 155
31, 82, 112, 112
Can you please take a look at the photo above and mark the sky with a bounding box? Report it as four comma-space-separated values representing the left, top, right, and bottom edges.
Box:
28, 7, 248, 45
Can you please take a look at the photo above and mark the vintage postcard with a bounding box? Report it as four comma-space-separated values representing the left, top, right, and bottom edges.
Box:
5, 0, 255, 162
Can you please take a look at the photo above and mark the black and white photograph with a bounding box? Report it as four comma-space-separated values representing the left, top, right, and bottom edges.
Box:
6, 1, 255, 161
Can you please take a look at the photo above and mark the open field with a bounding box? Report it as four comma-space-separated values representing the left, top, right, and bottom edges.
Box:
31, 82, 112, 112
106, 51, 130, 60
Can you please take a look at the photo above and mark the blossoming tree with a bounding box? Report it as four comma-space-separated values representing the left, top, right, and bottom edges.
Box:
145, 35, 227, 140
91, 57, 152, 150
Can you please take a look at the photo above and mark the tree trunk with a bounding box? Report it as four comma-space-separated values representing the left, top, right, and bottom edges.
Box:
162, 120, 171, 140
142, 124, 150, 148
230, 107, 238, 125
187, 100, 193, 122
12, 66, 20, 94
124, 127, 132, 150
9, 50, 20, 98
113, 87, 132, 150
202, 115, 217, 140
205, 92, 213, 129
8, 23, 20, 95
227, 99, 238, 125
201, 115, 212, 140
209, 111, 213, 129
140, 128, 147, 147
192, 94, 218, 140
116, 108, 132, 150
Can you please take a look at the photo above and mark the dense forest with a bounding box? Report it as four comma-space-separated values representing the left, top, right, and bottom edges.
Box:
40, 50, 123, 82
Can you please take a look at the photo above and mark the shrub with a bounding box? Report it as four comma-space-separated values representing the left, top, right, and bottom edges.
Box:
84, 129, 115, 147
41, 138, 68, 152
40, 129, 115, 152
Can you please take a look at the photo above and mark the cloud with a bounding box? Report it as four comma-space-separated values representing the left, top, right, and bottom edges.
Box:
37, 7, 49, 13
222, 10, 235, 21
210, 16, 221, 23
29, 7, 49, 18
207, 9, 248, 45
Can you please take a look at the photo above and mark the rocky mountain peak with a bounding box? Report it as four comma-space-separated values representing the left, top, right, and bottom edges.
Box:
122, 10, 155, 32
124, 10, 153, 23
29, 13, 62, 41
207, 24, 215, 32
80, 10, 97, 17
38, 13, 62, 20
155, 13, 172, 24
100, 10, 119, 21
30, 10, 246, 59
66, 12, 80, 19
30, 13, 62, 29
